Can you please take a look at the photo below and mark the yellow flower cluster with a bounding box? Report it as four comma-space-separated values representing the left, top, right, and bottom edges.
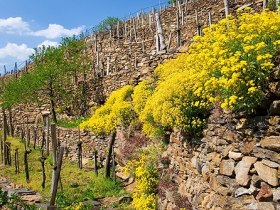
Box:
64, 202, 84, 210
124, 146, 161, 210
132, 79, 155, 115
134, 10, 280, 139
78, 10, 280, 209
81, 10, 280, 140
80, 85, 134, 135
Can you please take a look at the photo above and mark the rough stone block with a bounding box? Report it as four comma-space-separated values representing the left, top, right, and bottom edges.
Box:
235, 156, 257, 186
219, 159, 235, 176
260, 136, 280, 152
254, 162, 279, 187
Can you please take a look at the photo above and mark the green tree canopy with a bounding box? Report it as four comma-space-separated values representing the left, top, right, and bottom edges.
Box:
95, 17, 121, 32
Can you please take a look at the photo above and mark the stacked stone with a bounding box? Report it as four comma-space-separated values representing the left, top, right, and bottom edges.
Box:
0, 0, 264, 128
159, 99, 280, 209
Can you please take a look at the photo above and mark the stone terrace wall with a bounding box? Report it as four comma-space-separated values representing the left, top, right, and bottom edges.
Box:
0, 0, 265, 160
0, 0, 266, 140
12, 124, 111, 166
0, 0, 264, 122
158, 103, 280, 208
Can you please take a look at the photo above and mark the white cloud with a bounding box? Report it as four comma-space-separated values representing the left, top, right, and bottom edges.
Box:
0, 17, 85, 39
30, 24, 85, 39
0, 17, 30, 34
37, 40, 60, 48
0, 43, 34, 61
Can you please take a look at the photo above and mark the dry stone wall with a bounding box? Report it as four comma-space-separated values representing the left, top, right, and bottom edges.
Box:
0, 1, 276, 209
12, 123, 111, 166
0, 0, 263, 114
0, 0, 265, 159
158, 102, 280, 209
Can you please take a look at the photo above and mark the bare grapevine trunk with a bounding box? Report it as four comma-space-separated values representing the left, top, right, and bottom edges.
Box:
105, 131, 116, 178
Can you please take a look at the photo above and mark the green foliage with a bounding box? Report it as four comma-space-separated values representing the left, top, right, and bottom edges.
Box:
1, 74, 35, 109
56, 192, 72, 208
1, 34, 91, 121
268, 0, 280, 11
95, 17, 121, 32
80, 85, 135, 135
57, 117, 89, 128
168, 0, 183, 5
0, 136, 125, 208
0, 189, 8, 206
0, 189, 36, 210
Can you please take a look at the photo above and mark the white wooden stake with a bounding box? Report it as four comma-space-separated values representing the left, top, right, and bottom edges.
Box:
224, 0, 229, 17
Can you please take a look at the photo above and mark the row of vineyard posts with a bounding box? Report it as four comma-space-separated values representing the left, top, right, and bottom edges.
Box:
0, 0, 274, 208
0, 110, 118, 208
2, 0, 272, 78
0, 0, 273, 123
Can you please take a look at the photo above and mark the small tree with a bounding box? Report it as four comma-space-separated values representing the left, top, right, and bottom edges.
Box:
61, 34, 91, 116
29, 46, 69, 123
95, 17, 121, 32
2, 35, 91, 123
168, 0, 183, 4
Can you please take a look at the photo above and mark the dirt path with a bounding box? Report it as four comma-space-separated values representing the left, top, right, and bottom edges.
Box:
0, 169, 46, 208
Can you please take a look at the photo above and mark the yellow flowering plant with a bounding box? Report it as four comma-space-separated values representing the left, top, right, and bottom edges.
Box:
82, 11, 280, 140
132, 10, 280, 139
124, 146, 161, 210
80, 85, 134, 135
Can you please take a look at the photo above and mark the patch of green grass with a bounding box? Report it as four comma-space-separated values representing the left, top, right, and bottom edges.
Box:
56, 117, 89, 128
0, 136, 125, 207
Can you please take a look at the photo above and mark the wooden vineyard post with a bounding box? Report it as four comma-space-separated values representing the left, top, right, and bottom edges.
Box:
46, 116, 50, 156
41, 131, 46, 151
176, 12, 182, 47
94, 150, 98, 175
77, 127, 82, 169
224, 0, 229, 17
39, 149, 47, 189
2, 109, 7, 165
105, 131, 116, 178
8, 107, 14, 137
263, 0, 268, 10
48, 146, 64, 209
0, 136, 3, 164
77, 141, 82, 169
33, 126, 37, 150
24, 149, 31, 182
51, 123, 58, 193
21, 128, 24, 143
27, 127, 30, 147
195, 10, 202, 36
208, 10, 212, 28
6, 142, 11, 165
112, 149, 116, 182
155, 12, 167, 51
57, 128, 60, 149
142, 40, 145, 53
15, 148, 19, 174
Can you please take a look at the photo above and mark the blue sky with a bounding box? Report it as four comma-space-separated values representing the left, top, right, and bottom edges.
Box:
0, 0, 167, 73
